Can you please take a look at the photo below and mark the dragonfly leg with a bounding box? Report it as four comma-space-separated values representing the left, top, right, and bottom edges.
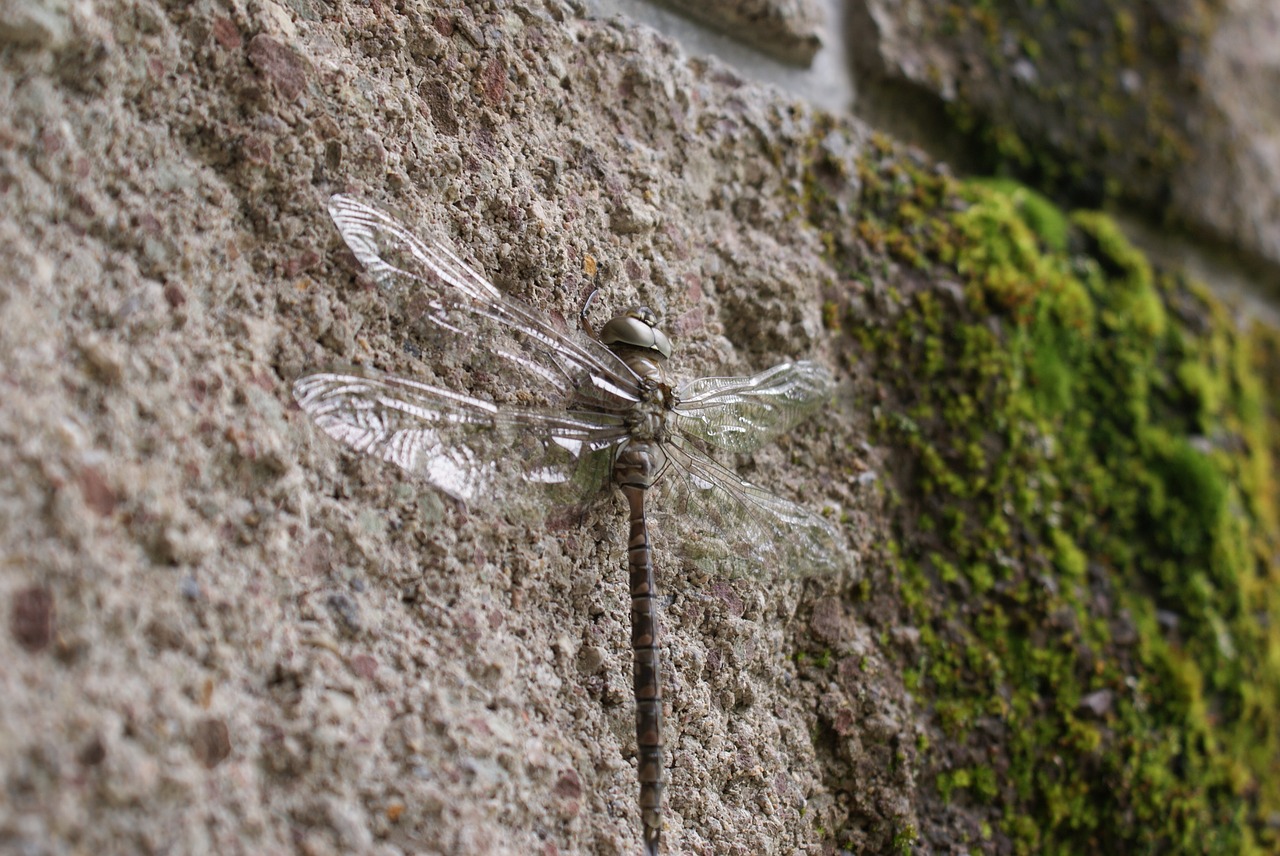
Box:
579, 286, 601, 339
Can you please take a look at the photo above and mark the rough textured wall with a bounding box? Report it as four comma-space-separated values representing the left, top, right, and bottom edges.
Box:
2, 1, 1278, 855
0, 1, 906, 854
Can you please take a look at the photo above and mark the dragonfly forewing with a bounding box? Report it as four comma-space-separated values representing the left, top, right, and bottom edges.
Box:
327, 195, 642, 416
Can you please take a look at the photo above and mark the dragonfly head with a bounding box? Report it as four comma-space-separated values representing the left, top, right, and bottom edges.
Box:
599, 306, 672, 360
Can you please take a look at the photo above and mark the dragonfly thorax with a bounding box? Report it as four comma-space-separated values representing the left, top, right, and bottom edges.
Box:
624, 374, 676, 442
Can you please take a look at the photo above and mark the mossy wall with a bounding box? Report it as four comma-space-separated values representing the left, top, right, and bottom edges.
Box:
924, 0, 1214, 208
806, 129, 1280, 852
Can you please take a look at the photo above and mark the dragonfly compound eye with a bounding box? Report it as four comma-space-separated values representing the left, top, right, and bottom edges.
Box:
600, 308, 673, 359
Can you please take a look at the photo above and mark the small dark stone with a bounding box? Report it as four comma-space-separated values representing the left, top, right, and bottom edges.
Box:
422, 81, 458, 135
482, 57, 506, 107
350, 653, 378, 680
78, 735, 107, 766
210, 17, 241, 51
327, 592, 362, 636
192, 717, 232, 768
809, 597, 845, 645
246, 34, 310, 101
77, 466, 118, 516
554, 769, 582, 799
12, 585, 54, 652
163, 282, 187, 308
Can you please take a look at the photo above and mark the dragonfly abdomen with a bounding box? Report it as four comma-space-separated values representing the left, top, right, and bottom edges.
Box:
616, 442, 665, 856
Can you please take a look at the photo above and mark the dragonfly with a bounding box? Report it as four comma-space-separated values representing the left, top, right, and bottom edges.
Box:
293, 195, 841, 855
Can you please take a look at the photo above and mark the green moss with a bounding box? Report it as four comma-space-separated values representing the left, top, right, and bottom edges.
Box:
1050, 529, 1086, 579
968, 177, 1069, 252
891, 822, 919, 855
814, 142, 1280, 854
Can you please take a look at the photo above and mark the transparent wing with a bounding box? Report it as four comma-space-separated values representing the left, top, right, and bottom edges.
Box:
326, 195, 643, 414
672, 361, 834, 454
294, 368, 626, 504
653, 433, 841, 579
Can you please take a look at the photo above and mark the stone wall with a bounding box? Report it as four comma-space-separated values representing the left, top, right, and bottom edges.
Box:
1, 1, 1277, 854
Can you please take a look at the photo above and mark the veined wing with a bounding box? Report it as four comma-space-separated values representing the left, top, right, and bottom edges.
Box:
326, 195, 642, 413
672, 361, 833, 454
294, 368, 627, 504
655, 433, 841, 578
